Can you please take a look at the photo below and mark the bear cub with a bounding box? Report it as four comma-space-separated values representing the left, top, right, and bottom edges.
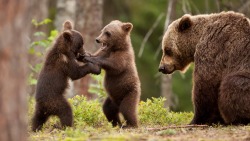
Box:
159, 11, 250, 125
32, 21, 101, 132
83, 20, 141, 127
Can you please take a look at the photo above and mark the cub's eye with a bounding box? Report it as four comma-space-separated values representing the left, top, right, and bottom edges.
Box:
105, 31, 111, 37
77, 42, 83, 50
78, 45, 82, 49
165, 48, 173, 56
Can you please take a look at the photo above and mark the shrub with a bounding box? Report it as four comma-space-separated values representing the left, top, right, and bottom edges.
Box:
139, 97, 193, 126
68, 95, 109, 127
28, 18, 58, 86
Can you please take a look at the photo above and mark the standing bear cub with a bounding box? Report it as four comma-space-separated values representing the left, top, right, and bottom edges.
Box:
32, 21, 101, 132
159, 11, 250, 125
83, 20, 141, 127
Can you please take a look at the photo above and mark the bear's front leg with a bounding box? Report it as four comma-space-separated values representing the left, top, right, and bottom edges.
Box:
84, 56, 116, 70
190, 78, 224, 125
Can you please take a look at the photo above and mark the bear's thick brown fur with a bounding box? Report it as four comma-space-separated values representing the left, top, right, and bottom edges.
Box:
83, 20, 141, 127
159, 11, 250, 125
32, 21, 101, 132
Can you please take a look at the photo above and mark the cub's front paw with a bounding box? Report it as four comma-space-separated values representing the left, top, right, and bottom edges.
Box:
84, 52, 92, 57
76, 52, 92, 62
84, 56, 96, 64
76, 53, 85, 62
88, 63, 101, 75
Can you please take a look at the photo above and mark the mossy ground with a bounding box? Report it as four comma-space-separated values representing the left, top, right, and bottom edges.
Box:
28, 96, 250, 141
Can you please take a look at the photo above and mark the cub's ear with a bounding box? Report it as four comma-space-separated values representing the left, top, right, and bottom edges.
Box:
63, 31, 72, 42
63, 20, 73, 31
178, 15, 192, 32
122, 22, 133, 33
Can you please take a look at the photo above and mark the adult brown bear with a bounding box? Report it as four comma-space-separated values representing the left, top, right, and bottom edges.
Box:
159, 11, 250, 125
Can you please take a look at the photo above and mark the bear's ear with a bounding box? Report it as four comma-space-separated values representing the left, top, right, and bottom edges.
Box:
178, 15, 192, 32
63, 31, 72, 42
122, 22, 133, 33
63, 20, 73, 31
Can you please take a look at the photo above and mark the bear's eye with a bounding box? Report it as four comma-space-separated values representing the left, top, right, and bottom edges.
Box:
77, 41, 84, 50
105, 31, 111, 37
165, 49, 173, 56
77, 43, 82, 50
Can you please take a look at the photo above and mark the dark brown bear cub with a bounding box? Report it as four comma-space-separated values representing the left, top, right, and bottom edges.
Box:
32, 21, 101, 132
83, 20, 141, 128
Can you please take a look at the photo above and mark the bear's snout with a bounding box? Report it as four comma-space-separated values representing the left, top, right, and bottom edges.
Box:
159, 64, 175, 74
96, 38, 101, 43
158, 65, 165, 73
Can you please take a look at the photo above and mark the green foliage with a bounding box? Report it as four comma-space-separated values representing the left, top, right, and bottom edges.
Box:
28, 95, 194, 140
28, 73, 38, 86
139, 97, 193, 126
29, 29, 58, 55
28, 96, 109, 130
28, 95, 192, 130
68, 95, 109, 127
139, 97, 169, 125
88, 71, 107, 101
32, 18, 52, 27
28, 97, 35, 122
28, 19, 58, 86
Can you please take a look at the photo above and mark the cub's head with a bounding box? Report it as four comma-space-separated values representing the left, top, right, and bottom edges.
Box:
62, 21, 85, 58
95, 20, 133, 50
159, 14, 198, 74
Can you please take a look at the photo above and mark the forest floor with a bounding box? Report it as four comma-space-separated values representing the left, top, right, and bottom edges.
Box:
28, 96, 250, 141
29, 125, 250, 141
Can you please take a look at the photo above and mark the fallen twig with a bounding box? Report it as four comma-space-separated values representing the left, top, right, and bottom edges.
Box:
147, 125, 209, 131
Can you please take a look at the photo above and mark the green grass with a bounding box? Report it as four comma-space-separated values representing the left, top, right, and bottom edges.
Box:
28, 96, 250, 141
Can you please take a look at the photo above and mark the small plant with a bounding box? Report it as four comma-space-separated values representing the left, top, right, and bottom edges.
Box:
139, 97, 193, 126
28, 96, 194, 140
28, 95, 110, 132
68, 95, 109, 127
139, 97, 169, 125
32, 18, 52, 27
88, 71, 107, 101
28, 18, 58, 86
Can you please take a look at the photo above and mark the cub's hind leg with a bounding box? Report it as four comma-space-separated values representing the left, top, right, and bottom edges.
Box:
32, 103, 50, 132
55, 98, 73, 128
103, 97, 121, 126
119, 92, 140, 128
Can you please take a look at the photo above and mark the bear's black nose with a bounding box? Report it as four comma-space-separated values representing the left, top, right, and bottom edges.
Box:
158, 66, 165, 72
96, 38, 100, 43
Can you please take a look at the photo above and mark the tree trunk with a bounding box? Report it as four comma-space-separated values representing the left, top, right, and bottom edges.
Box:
28, 0, 49, 96
74, 0, 103, 98
29, 0, 49, 35
0, 0, 30, 140
161, 0, 177, 109
54, 0, 76, 30
54, 0, 77, 98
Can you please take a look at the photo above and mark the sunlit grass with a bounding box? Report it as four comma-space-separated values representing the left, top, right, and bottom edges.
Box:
28, 96, 193, 140
29, 96, 250, 141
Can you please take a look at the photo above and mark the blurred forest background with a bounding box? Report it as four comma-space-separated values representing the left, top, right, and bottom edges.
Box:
27, 0, 250, 112
1, 0, 250, 140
